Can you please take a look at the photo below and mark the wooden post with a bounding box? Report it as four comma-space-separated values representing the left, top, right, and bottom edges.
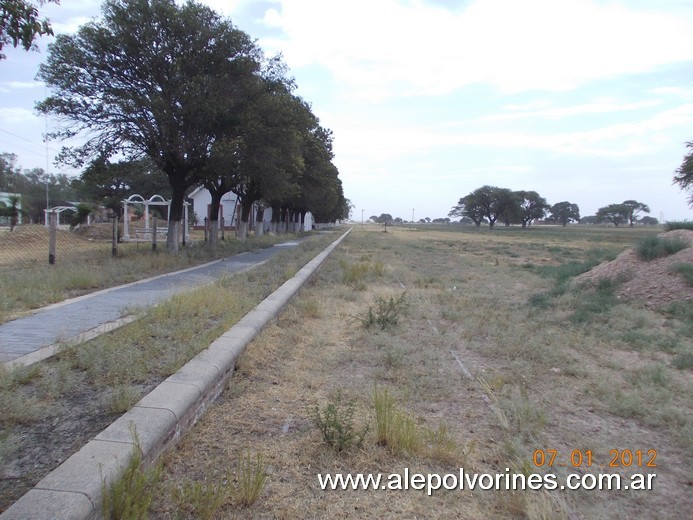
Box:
152, 216, 158, 252
111, 215, 118, 257
220, 216, 225, 241
204, 217, 208, 242
48, 211, 57, 265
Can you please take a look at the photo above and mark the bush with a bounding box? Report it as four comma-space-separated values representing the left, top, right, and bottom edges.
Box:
664, 221, 693, 231
671, 263, 693, 286
312, 390, 368, 452
356, 292, 408, 330
636, 236, 687, 261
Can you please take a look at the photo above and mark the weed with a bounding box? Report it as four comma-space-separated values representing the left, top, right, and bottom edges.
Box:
671, 263, 693, 286
311, 390, 368, 452
172, 479, 228, 520
636, 235, 688, 261
230, 450, 268, 507
672, 350, 693, 370
373, 387, 423, 456
570, 277, 621, 324
101, 426, 163, 520
106, 384, 142, 414
356, 292, 407, 330
340, 259, 370, 290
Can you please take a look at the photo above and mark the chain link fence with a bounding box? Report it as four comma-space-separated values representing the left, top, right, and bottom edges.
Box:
0, 218, 118, 273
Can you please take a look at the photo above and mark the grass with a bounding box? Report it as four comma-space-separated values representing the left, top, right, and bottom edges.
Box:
0, 232, 338, 512
672, 262, 693, 286
6, 224, 688, 518
636, 235, 688, 260
0, 229, 301, 324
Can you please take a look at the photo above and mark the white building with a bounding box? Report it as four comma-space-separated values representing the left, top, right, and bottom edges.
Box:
188, 187, 313, 232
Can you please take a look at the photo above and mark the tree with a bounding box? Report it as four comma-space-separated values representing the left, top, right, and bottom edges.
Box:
450, 185, 516, 229
0, 0, 58, 60
622, 200, 650, 227
374, 213, 393, 224
449, 193, 485, 227
73, 158, 170, 218
36, 0, 262, 251
674, 141, 693, 207
516, 190, 549, 228
548, 201, 580, 226
579, 215, 598, 225
596, 203, 630, 227
639, 216, 659, 226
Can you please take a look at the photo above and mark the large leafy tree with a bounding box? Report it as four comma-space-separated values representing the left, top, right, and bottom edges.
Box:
73, 158, 170, 218
622, 200, 650, 227
448, 193, 485, 227
596, 203, 630, 227
548, 201, 580, 227
451, 185, 515, 229
36, 0, 261, 251
516, 190, 549, 228
0, 0, 58, 60
674, 141, 693, 207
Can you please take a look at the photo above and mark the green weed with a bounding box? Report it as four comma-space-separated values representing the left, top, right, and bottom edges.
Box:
671, 263, 693, 286
230, 450, 268, 507
356, 292, 408, 330
172, 479, 228, 520
312, 390, 368, 452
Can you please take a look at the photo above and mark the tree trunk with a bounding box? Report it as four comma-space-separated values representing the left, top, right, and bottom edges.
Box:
255, 206, 265, 237
166, 183, 187, 252
237, 199, 253, 242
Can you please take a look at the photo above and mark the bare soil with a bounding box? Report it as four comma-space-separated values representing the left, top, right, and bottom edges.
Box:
574, 229, 693, 308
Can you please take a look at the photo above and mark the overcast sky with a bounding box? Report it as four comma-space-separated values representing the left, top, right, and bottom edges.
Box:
1, 0, 692, 222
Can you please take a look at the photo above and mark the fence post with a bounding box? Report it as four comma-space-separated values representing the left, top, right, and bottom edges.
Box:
48, 211, 57, 265
111, 215, 118, 257
204, 217, 208, 242
221, 216, 225, 241
152, 216, 158, 252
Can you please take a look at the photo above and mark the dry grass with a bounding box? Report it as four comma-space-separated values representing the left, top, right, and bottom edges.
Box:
151, 225, 692, 519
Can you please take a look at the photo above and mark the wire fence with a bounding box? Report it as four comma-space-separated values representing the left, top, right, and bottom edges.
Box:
0, 218, 116, 273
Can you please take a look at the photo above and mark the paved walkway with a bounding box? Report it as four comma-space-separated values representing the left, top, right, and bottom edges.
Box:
0, 239, 307, 366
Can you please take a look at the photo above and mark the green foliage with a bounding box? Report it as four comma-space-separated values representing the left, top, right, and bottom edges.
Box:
570, 277, 621, 324
230, 450, 268, 507
636, 235, 687, 261
596, 203, 631, 227
312, 390, 368, 452
664, 221, 693, 231
173, 479, 228, 520
356, 292, 408, 330
0, 0, 58, 59
102, 427, 163, 520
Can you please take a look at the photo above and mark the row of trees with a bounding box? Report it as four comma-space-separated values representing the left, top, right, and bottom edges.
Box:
34, 0, 348, 250
448, 186, 652, 229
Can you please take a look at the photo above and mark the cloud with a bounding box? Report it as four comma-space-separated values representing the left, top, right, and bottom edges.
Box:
258, 0, 693, 98
482, 101, 663, 121
0, 108, 37, 124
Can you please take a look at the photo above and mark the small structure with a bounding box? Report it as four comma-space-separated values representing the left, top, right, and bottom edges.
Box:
121, 194, 189, 242
43, 205, 82, 229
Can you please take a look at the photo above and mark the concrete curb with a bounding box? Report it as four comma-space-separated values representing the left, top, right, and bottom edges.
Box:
1, 227, 351, 520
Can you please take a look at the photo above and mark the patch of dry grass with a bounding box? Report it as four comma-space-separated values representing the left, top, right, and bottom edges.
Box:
150, 225, 691, 519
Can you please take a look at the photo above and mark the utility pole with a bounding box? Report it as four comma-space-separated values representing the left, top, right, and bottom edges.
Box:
361, 209, 364, 225
412, 208, 415, 223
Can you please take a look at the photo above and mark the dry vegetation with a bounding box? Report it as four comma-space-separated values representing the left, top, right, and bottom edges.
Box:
149, 225, 692, 519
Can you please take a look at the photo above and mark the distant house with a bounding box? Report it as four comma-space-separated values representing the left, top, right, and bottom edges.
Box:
0, 192, 22, 226
188, 187, 314, 232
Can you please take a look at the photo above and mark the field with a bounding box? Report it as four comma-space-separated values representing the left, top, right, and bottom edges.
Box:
148, 224, 691, 519
2, 224, 692, 518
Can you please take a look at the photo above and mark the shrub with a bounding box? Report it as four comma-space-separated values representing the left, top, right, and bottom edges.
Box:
356, 292, 408, 330
636, 235, 687, 261
664, 221, 693, 231
312, 390, 368, 452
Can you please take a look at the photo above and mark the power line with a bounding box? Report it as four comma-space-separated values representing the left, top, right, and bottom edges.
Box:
0, 127, 61, 155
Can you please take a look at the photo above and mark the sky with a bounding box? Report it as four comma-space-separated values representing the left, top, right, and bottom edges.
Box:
1, 0, 693, 222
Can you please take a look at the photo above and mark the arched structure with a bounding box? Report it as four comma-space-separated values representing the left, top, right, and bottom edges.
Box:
121, 194, 189, 242
43, 206, 85, 229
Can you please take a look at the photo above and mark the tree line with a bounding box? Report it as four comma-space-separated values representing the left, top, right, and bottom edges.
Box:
447, 185, 654, 229
29, 0, 348, 251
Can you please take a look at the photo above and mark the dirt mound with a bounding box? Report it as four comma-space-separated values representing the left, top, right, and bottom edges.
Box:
574, 230, 693, 308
